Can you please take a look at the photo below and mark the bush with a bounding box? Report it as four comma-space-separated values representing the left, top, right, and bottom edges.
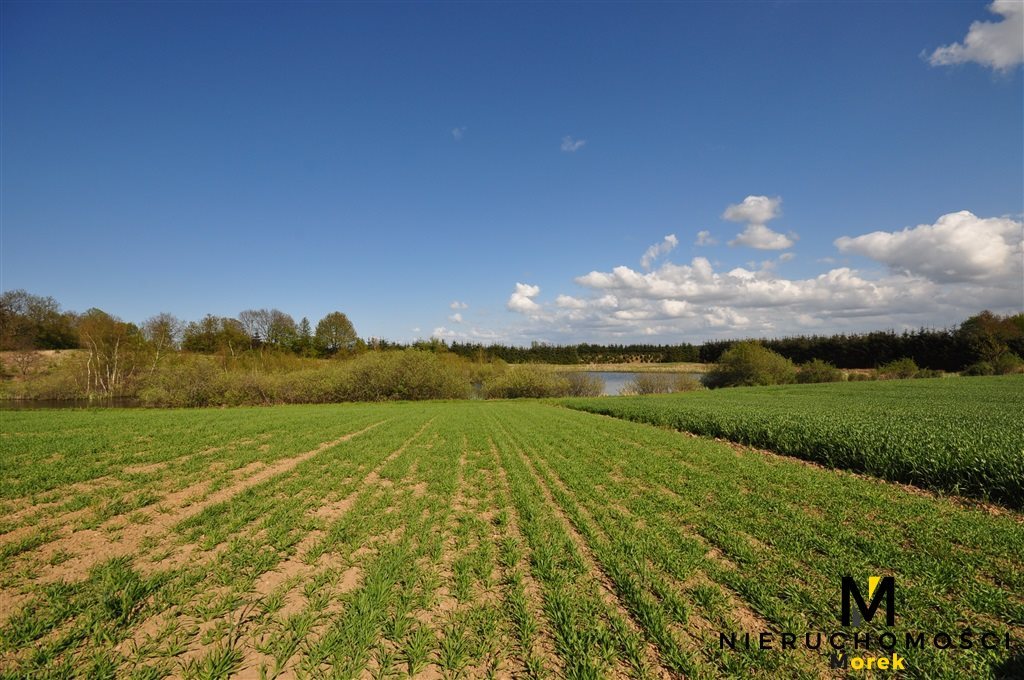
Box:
621, 373, 703, 395
847, 372, 877, 381
672, 374, 703, 392
992, 353, 1024, 375
913, 368, 944, 379
877, 357, 919, 379
136, 356, 226, 406
340, 350, 470, 401
703, 342, 797, 388
622, 374, 675, 395
796, 359, 843, 384
962, 361, 995, 376
483, 365, 569, 399
133, 349, 471, 406
561, 372, 605, 397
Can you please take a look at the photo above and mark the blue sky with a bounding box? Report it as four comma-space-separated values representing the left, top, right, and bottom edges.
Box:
2, 1, 1022, 343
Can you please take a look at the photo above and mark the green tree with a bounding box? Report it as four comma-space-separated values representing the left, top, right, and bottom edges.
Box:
315, 311, 357, 355
266, 310, 297, 348
294, 317, 314, 356
0, 289, 78, 350
182, 315, 250, 357
958, 311, 1023, 362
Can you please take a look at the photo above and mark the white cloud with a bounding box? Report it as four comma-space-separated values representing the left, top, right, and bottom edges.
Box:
723, 195, 794, 250
451, 126, 466, 141
450, 301, 469, 310
835, 210, 1023, 284
640, 234, 679, 270
729, 224, 796, 250
507, 282, 542, 313
723, 195, 782, 225
499, 209, 1022, 341
448, 313, 464, 323
928, 0, 1024, 72
433, 325, 502, 341
561, 136, 586, 152
695, 230, 718, 246
555, 294, 587, 309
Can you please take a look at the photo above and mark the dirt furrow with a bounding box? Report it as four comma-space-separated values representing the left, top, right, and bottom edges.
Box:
512, 445, 671, 679
4, 421, 386, 605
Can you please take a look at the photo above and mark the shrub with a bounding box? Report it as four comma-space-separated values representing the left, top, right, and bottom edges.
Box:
483, 365, 569, 399
847, 372, 877, 382
561, 372, 605, 397
672, 374, 703, 392
703, 342, 797, 388
877, 357, 919, 380
136, 356, 225, 406
913, 368, 944, 379
622, 374, 675, 395
341, 350, 470, 401
621, 373, 702, 395
992, 353, 1024, 375
796, 359, 843, 384
962, 361, 995, 376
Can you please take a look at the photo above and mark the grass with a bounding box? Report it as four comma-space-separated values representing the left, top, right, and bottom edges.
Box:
563, 375, 1024, 508
0, 396, 1021, 678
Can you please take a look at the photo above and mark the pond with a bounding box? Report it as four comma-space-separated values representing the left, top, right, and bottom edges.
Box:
583, 371, 704, 396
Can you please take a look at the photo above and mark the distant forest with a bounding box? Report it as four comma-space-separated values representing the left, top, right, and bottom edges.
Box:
1, 289, 1022, 372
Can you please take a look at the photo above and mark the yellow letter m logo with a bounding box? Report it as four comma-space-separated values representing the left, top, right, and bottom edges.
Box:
841, 576, 895, 626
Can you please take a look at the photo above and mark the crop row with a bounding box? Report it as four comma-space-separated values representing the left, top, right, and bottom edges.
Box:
562, 376, 1024, 508
1, 400, 1022, 677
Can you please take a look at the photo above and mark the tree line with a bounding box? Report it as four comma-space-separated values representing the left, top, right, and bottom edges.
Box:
1, 289, 1021, 376
0, 290, 358, 356
442, 312, 1024, 372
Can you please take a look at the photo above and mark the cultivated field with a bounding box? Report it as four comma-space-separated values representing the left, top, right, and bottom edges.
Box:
1, 396, 1021, 679
564, 376, 1024, 508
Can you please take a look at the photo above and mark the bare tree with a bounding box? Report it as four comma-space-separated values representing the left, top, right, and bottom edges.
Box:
78, 308, 143, 396
238, 309, 272, 344
142, 313, 183, 374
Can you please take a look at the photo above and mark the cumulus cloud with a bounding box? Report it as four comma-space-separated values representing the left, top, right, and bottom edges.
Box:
729, 224, 796, 250
723, 195, 794, 250
695, 230, 717, 246
500, 209, 1022, 341
507, 282, 542, 313
555, 294, 587, 309
450, 301, 469, 310
834, 210, 1023, 283
448, 313, 463, 323
723, 195, 782, 224
779, 252, 796, 262
561, 136, 586, 152
928, 0, 1024, 72
451, 126, 466, 141
640, 234, 679, 270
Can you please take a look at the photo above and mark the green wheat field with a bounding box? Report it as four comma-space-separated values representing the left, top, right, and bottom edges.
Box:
1, 377, 1022, 679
